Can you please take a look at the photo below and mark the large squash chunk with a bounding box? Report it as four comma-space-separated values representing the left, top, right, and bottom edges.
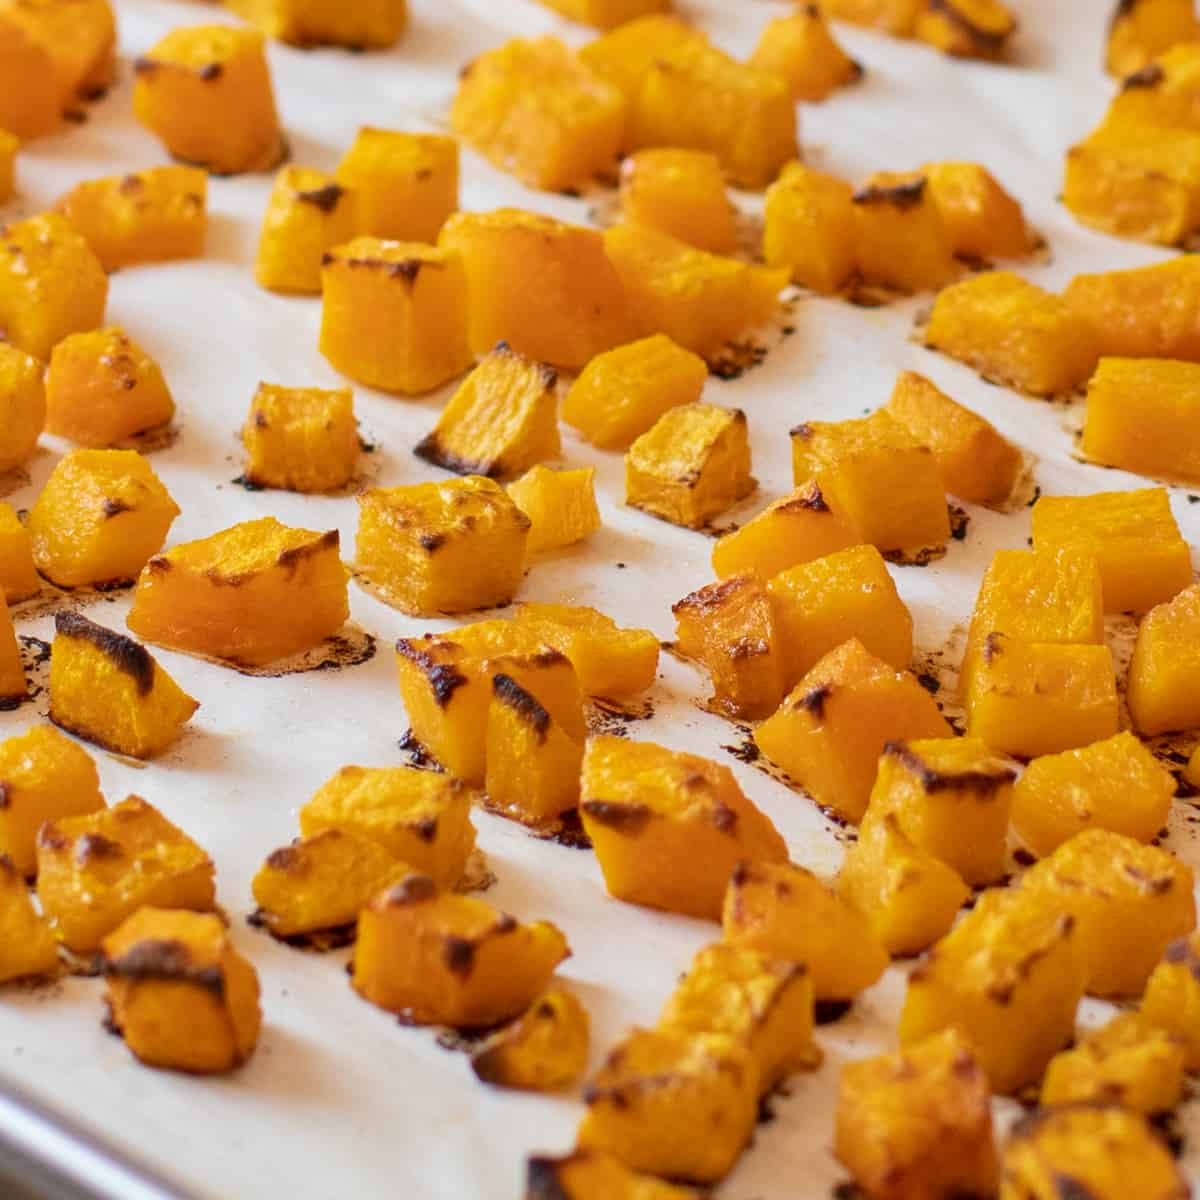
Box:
507, 466, 601, 554
852, 174, 958, 294
1127, 583, 1200, 735
750, 8, 861, 102
1107, 0, 1200, 77
0, 344, 45, 476
763, 162, 857, 295
0, 603, 24, 707
36, 795, 215, 953
472, 986, 590, 1092
579, 736, 786, 921
27, 449, 178, 590
1142, 932, 1200, 1069
923, 161, 1031, 260
835, 1031, 997, 1200
240, 383, 359, 494
101, 907, 260, 1074
0, 15, 58, 138
224, 0, 407, 48
0, 854, 58, 982
356, 477, 530, 616
1, 0, 116, 108
533, 0, 668, 27
0, 503, 40, 602
524, 1151, 701, 1200
914, 0, 1017, 59
353, 875, 569, 1027
132, 25, 283, 175
619, 149, 736, 255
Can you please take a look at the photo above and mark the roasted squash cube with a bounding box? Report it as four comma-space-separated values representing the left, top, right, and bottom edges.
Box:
626, 402, 754, 529
925, 270, 1099, 397
853, 173, 958, 294
762, 162, 857, 295
750, 8, 862, 102
580, 736, 787, 921
0, 128, 14, 202
524, 1151, 702, 1200
471, 987, 590, 1092
1128, 583, 1200, 735
820, 0, 921, 34
0, 602, 23, 706
914, 0, 1017, 59
223, 0, 407, 48
619, 149, 736, 255
1107, 0, 1200, 76
923, 161, 1031, 260
240, 383, 359, 493
1, 0, 115, 108
128, 517, 348, 668
1142, 932, 1200, 1069
835, 1030, 998, 1200
36, 795, 215, 953
0, 854, 57, 982
561, 334, 707, 451
101, 907, 260, 1074
356, 477, 530, 616
577, 1027, 758, 1184
507, 466, 601, 554
133, 25, 283, 175
353, 875, 570, 1027
0, 15, 57, 139
577, 14, 702, 103
533, 0, 668, 27
722, 859, 889, 1001
0, 344, 44, 475
0, 503, 39, 603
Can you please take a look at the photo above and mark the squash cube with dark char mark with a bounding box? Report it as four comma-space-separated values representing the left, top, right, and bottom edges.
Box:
0, 344, 45, 476
506, 466, 601, 554
750, 8, 862, 103
471, 987, 590, 1091
0, 503, 38, 603
0, 17, 58, 139
0, 853, 58, 982
224, 0, 408, 49
101, 907, 261, 1074
580, 736, 787, 921
1, 0, 116, 111
922, 162, 1031, 260
0, 603, 23, 708
762, 162, 858, 295
914, 0, 1017, 59
1127, 582, 1200, 736
525, 1150, 703, 1199
1142, 931, 1200, 1069
352, 874, 570, 1027
852, 173, 958, 294
127, 517, 348, 668
1107, 0, 1200, 78
619, 148, 737, 254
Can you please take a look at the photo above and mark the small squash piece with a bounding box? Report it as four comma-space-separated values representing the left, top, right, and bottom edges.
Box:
853, 173, 958, 294
762, 162, 858, 295
525, 1151, 702, 1200
0, 854, 58, 982
532, 0, 668, 27
1107, 0, 1200, 77
0, 15, 57, 138
1128, 583, 1200, 736
819, 0, 922, 34
577, 15, 702, 103
471, 987, 590, 1092
923, 160, 1031, 260
240, 383, 359, 494
0, 343, 44, 475
0, 602, 24, 706
0, 503, 39, 603
1142, 932, 1200, 1069
750, 7, 862, 102
618, 148, 736, 255
223, 0, 407, 48
507, 466, 600, 554
914, 0, 1017, 59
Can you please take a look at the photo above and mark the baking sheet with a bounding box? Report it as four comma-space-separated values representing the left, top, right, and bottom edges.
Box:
2, 0, 1200, 1196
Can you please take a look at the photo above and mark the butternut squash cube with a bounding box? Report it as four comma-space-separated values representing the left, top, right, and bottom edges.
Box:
533, 0, 668, 26
837, 810, 969, 957
254, 166, 359, 294
450, 37, 625, 194
319, 238, 472, 395
925, 271, 1100, 397
440, 210, 631, 369
0, 854, 57, 982
0, 15, 57, 139
577, 1027, 758, 1184
835, 1030, 998, 1200
1031, 487, 1191, 614
820, 0, 922, 34
790, 411, 950, 554
1012, 731, 1177, 857
577, 15, 702, 104
0, 602, 23, 707
45, 328, 174, 448
56, 166, 207, 272
36, 795, 215, 953
721, 859, 889, 1001
1142, 932, 1200, 1069
240, 383, 358, 494
898, 887, 1085, 1095
754, 638, 952, 824
0, 128, 15, 201
658, 943, 819, 1093
750, 8, 862, 102
0, 724, 103, 878
128, 518, 348, 668
0, 343, 44, 475
0, 503, 39, 603
352, 875, 570, 1027
604, 223, 787, 361
132, 25, 283, 175
224, 0, 407, 49
762, 162, 858, 295
923, 160, 1031, 260
1107, 0, 1200, 76
1128, 582, 1200, 735
298, 764, 477, 889
580, 735, 787, 921
853, 173, 958, 294
357, 477, 530, 617
672, 572, 788, 720
561, 334, 707, 451
415, 343, 560, 480
1, 0, 116, 108
914, 0, 1017, 59
525, 1151, 702, 1200
0, 212, 108, 361
29, 448, 179, 589
507, 466, 600, 554
471, 987, 590, 1092
619, 149, 736, 255
101, 907, 260, 1074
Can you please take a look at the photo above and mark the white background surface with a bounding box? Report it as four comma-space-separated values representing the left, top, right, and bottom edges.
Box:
3, 0, 1200, 1196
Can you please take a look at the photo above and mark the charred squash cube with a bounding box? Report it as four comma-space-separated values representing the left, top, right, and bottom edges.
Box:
763, 162, 858, 295
619, 148, 737, 255
1128, 583, 1200, 737
533, 0, 668, 26
132, 25, 284, 175
0, 603, 24, 707
507, 466, 601, 554
0, 854, 58, 982
101, 907, 260, 1074
0, 344, 45, 475
0, 129, 15, 202
353, 875, 569, 1027
1142, 932, 1200, 1069
820, 0, 921, 34
415, 344, 560, 481
914, 0, 1017, 59
225, 0, 407, 49
1107, 0, 1200, 76
241, 383, 359, 494
853, 173, 958, 294
923, 161, 1031, 260
580, 736, 787, 921
750, 7, 862, 102
471, 987, 590, 1092
577, 15, 702, 103
0, 15, 58, 139
0, 503, 39, 603
36, 795, 215, 953
356, 477, 530, 616
127, 517, 348, 668
1, 0, 116, 109
524, 1151, 702, 1200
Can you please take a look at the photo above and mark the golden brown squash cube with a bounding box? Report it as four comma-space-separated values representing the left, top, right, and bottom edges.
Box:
353, 875, 570, 1027
580, 736, 787, 921
1128, 583, 1200, 735
750, 7, 862, 102
240, 383, 358, 494
561, 334, 707, 451
357, 477, 530, 617
762, 162, 858, 295
101, 907, 260, 1074
0, 601, 24, 705
133, 25, 283, 175
56, 166, 207, 272
1107, 0, 1200, 77
0, 854, 58, 982
578, 15, 702, 103
525, 1151, 702, 1200
507, 466, 601, 554
1012, 731, 1176, 858
722, 859, 889, 1001
127, 517, 348, 668
626, 402, 754, 530
299, 765, 477, 889
1142, 932, 1200, 1069
0, 212, 108, 361
0, 15, 57, 139
415, 344, 561, 481
835, 1030, 998, 1200
45, 328, 175, 448
224, 0, 407, 49
0, 724, 103, 878
533, 0, 668, 26
619, 149, 736, 255
577, 1027, 758, 1184
914, 0, 1017, 59
319, 238, 473, 395
1, 0, 115, 108
0, 503, 39, 603
925, 270, 1100, 397
853, 173, 958, 294
0, 344, 44, 475
49, 612, 199, 759
0, 128, 15, 202
37, 795, 215, 953
923, 161, 1031, 260
821, 0, 921, 33
790, 411, 950, 554
451, 37, 625, 193
441, 210, 632, 370
471, 987, 590, 1092
898, 887, 1085, 1095
254, 166, 359, 294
